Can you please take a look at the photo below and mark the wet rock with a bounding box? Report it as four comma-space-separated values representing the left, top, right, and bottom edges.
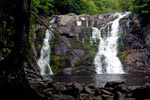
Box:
144, 83, 150, 87
73, 82, 84, 92
101, 94, 114, 100
82, 95, 92, 100
128, 85, 142, 91
132, 87, 150, 99
95, 88, 102, 96
84, 86, 95, 95
51, 95, 75, 100
63, 68, 72, 75
114, 91, 125, 100
63, 83, 80, 99
94, 96, 103, 100
80, 93, 94, 100
125, 98, 136, 100
117, 84, 128, 92
88, 84, 96, 90
101, 89, 114, 96
105, 81, 125, 88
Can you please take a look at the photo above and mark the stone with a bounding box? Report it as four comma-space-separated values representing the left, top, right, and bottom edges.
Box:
125, 98, 136, 100
132, 87, 150, 99
101, 94, 114, 100
95, 88, 102, 96
101, 89, 114, 96
128, 86, 142, 91
51, 95, 75, 100
73, 82, 84, 92
94, 96, 103, 100
88, 84, 96, 89
117, 84, 128, 92
84, 86, 94, 95
82, 95, 92, 100
63, 86, 80, 99
105, 81, 125, 88
114, 91, 125, 100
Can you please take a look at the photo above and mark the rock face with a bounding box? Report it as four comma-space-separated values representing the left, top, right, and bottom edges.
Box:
49, 13, 110, 74
118, 14, 150, 72
49, 13, 127, 74
34, 12, 150, 74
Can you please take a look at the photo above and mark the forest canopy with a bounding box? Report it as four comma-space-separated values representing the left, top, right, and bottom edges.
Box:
130, 0, 150, 26
31, 0, 150, 26
31, 0, 132, 15
31, 0, 150, 25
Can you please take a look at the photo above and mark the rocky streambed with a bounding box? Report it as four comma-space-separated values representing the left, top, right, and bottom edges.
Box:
26, 68, 150, 100
27, 73, 150, 100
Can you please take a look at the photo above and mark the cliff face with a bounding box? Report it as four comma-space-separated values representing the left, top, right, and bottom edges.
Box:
35, 13, 118, 74
51, 14, 98, 74
34, 13, 150, 74
118, 14, 150, 72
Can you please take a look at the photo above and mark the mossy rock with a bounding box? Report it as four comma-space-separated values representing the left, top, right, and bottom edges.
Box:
71, 66, 96, 74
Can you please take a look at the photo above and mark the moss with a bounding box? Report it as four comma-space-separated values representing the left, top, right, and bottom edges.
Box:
75, 39, 99, 67
36, 28, 46, 43
51, 55, 71, 74
118, 50, 130, 59
117, 32, 132, 65
72, 66, 96, 74
82, 27, 92, 36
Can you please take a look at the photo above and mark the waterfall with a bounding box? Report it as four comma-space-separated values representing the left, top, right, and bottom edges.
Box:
93, 12, 130, 74
37, 19, 55, 75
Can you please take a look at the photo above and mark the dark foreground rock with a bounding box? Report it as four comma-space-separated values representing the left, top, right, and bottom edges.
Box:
26, 69, 150, 100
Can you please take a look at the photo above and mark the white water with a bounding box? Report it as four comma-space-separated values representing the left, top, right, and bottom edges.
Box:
93, 12, 130, 74
37, 19, 55, 75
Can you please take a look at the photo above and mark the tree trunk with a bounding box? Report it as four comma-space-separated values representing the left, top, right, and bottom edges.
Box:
0, 0, 47, 99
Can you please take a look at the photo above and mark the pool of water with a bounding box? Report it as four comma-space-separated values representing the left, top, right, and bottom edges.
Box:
46, 72, 150, 87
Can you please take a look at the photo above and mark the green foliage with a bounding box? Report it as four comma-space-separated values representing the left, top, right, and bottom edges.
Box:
54, 0, 75, 14
97, 0, 120, 13
118, 0, 132, 11
79, 0, 99, 14
130, 0, 150, 26
32, 0, 40, 13
31, 0, 132, 15
35, 28, 46, 43
94, 0, 131, 13
32, 0, 55, 15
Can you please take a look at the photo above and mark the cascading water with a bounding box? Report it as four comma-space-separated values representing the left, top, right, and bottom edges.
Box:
93, 12, 130, 74
37, 19, 55, 75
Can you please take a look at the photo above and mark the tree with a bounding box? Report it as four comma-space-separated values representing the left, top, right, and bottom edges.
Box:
54, 0, 75, 14
32, 0, 55, 15
0, 0, 47, 99
118, 0, 132, 11
131, 0, 150, 26
79, 0, 99, 14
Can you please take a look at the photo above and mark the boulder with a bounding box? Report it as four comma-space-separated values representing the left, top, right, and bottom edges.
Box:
51, 95, 75, 100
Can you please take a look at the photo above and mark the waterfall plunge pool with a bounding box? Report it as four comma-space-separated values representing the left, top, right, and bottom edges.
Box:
45, 72, 150, 87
